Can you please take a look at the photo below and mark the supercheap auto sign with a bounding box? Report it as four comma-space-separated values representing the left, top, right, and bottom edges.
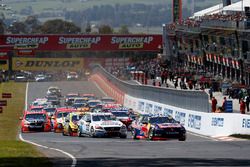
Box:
12, 58, 84, 71
0, 35, 162, 51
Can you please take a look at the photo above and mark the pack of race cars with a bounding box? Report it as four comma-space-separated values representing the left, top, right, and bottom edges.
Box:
20, 86, 186, 141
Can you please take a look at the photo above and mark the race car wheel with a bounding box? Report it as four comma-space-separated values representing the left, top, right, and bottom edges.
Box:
148, 128, 154, 140
90, 127, 96, 138
178, 135, 186, 141
62, 130, 66, 136
69, 126, 73, 136
120, 134, 127, 139
132, 129, 138, 140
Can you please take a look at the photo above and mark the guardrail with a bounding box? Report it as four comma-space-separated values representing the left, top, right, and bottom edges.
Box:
92, 64, 210, 112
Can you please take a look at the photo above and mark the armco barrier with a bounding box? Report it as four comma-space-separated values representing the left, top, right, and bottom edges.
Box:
124, 94, 250, 136
92, 64, 209, 112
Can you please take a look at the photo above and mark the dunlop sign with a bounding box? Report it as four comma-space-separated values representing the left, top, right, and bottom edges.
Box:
12, 58, 84, 71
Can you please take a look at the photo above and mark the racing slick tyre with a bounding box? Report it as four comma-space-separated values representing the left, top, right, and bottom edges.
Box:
132, 129, 138, 140
69, 126, 73, 136
62, 130, 66, 136
77, 128, 82, 137
178, 135, 186, 141
90, 127, 96, 138
148, 128, 154, 141
120, 134, 127, 139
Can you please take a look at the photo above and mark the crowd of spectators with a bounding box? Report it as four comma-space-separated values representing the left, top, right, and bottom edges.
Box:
166, 11, 247, 30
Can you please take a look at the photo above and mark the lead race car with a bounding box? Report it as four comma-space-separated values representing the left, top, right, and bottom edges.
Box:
77, 112, 127, 138
131, 115, 186, 141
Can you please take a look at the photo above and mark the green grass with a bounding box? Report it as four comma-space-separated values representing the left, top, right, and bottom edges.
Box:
0, 82, 51, 167
230, 134, 250, 140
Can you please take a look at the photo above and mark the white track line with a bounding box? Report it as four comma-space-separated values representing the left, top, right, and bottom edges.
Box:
19, 82, 77, 167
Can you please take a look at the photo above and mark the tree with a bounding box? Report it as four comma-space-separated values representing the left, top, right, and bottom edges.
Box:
98, 24, 113, 34
24, 15, 41, 34
85, 21, 91, 34
40, 19, 81, 34
7, 22, 28, 34
118, 25, 130, 34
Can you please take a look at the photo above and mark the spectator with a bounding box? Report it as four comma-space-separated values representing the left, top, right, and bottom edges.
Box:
209, 87, 213, 100
245, 95, 250, 112
240, 99, 246, 114
222, 97, 227, 112
211, 97, 217, 113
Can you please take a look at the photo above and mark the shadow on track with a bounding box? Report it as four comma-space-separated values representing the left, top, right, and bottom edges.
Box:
2, 157, 250, 167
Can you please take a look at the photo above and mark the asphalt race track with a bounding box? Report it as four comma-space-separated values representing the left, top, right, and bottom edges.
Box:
21, 81, 250, 167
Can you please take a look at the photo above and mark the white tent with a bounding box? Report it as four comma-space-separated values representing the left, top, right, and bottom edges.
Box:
192, 0, 250, 18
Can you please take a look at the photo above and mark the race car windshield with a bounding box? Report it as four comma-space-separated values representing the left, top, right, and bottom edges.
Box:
44, 108, 56, 113
75, 99, 87, 104
73, 103, 86, 108
111, 112, 128, 117
48, 97, 57, 101
149, 117, 177, 124
66, 95, 78, 98
92, 115, 112, 121
57, 112, 69, 118
88, 102, 100, 106
25, 114, 46, 120
72, 115, 83, 122
31, 108, 43, 112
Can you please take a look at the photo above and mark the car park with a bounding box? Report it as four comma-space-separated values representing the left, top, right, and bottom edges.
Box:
77, 112, 127, 138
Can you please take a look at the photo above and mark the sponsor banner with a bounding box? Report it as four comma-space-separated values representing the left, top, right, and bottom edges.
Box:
175, 111, 186, 126
153, 105, 162, 115
188, 114, 201, 130
211, 117, 224, 127
242, 119, 250, 128
12, 57, 84, 71
2, 93, 12, 98
0, 35, 162, 51
163, 108, 173, 117
145, 103, 153, 114
17, 50, 35, 56
138, 101, 145, 112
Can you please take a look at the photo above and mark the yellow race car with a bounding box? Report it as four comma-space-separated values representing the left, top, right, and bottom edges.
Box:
62, 112, 85, 136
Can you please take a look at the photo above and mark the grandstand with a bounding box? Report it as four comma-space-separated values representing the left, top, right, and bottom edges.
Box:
163, 0, 250, 86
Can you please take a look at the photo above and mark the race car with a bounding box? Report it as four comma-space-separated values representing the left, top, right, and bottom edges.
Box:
77, 112, 127, 138
62, 112, 84, 136
131, 115, 186, 141
111, 108, 133, 129
65, 93, 79, 106
66, 72, 79, 80
53, 107, 76, 133
101, 96, 116, 104
86, 100, 102, 108
35, 74, 47, 82
43, 106, 56, 117
80, 93, 96, 100
30, 98, 48, 107
20, 111, 51, 133
29, 105, 44, 112
47, 86, 62, 97
46, 95, 60, 105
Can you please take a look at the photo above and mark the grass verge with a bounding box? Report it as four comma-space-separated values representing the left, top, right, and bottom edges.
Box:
0, 82, 51, 167
230, 134, 250, 140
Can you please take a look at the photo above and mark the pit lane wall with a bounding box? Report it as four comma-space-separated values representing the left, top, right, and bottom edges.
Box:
124, 94, 250, 137
90, 73, 125, 104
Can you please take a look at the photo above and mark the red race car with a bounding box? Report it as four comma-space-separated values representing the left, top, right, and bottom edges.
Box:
52, 107, 76, 133
20, 111, 51, 133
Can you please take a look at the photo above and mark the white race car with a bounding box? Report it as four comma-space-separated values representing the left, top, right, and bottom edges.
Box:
77, 112, 127, 138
